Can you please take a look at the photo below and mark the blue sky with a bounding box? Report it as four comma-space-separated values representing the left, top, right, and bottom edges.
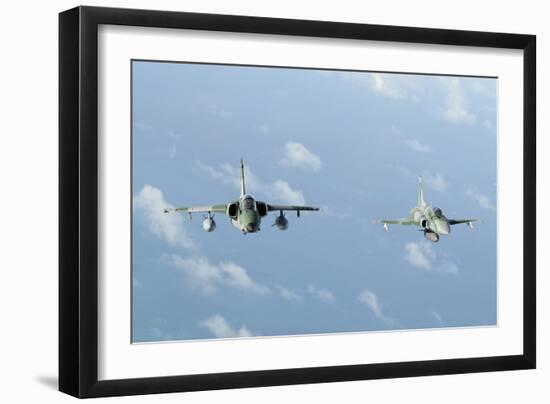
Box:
131, 60, 497, 342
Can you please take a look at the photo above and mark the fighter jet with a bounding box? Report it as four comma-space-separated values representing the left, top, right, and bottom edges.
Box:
164, 159, 320, 234
379, 176, 477, 242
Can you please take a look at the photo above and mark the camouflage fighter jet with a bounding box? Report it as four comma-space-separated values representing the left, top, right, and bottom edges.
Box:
164, 159, 320, 234
378, 176, 477, 242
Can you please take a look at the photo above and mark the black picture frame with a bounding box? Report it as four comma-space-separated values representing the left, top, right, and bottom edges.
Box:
59, 5, 536, 398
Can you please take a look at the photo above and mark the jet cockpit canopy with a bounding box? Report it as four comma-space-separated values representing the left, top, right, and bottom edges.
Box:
242, 194, 256, 210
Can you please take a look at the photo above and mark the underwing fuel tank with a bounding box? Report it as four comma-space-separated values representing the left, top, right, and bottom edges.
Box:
202, 217, 216, 232
424, 230, 439, 242
274, 213, 288, 230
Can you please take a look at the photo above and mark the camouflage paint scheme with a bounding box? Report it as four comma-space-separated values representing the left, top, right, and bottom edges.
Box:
164, 159, 320, 234
379, 177, 477, 243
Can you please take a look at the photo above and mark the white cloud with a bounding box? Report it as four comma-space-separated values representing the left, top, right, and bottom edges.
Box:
307, 285, 335, 303
441, 262, 459, 274
271, 180, 305, 205
133, 185, 196, 250
195, 161, 241, 188
168, 255, 270, 295
396, 167, 447, 193
424, 172, 448, 192
277, 286, 303, 302
280, 141, 322, 172
358, 289, 383, 318
469, 80, 496, 98
404, 241, 459, 274
395, 166, 446, 192
440, 78, 477, 125
337, 72, 425, 102
466, 189, 495, 210
222, 261, 270, 293
200, 314, 254, 338
196, 161, 306, 205
406, 139, 432, 153
405, 241, 434, 270
151, 327, 174, 341
431, 310, 444, 326
358, 289, 394, 325
370, 73, 406, 100
255, 124, 271, 135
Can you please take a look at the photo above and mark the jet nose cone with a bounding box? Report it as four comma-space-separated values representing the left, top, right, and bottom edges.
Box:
246, 223, 257, 232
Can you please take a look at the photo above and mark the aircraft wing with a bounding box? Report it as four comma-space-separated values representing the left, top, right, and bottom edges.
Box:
378, 219, 418, 231
448, 218, 477, 226
379, 219, 418, 226
164, 204, 227, 214
267, 204, 320, 213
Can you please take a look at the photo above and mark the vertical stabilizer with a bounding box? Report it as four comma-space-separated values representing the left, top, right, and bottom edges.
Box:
417, 176, 426, 208
240, 159, 246, 197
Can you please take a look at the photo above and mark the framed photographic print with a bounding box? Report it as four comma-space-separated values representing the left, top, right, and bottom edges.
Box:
59, 6, 536, 398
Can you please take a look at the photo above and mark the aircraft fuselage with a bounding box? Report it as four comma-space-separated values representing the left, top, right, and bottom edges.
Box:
231, 194, 262, 234
379, 176, 476, 242
410, 205, 451, 239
